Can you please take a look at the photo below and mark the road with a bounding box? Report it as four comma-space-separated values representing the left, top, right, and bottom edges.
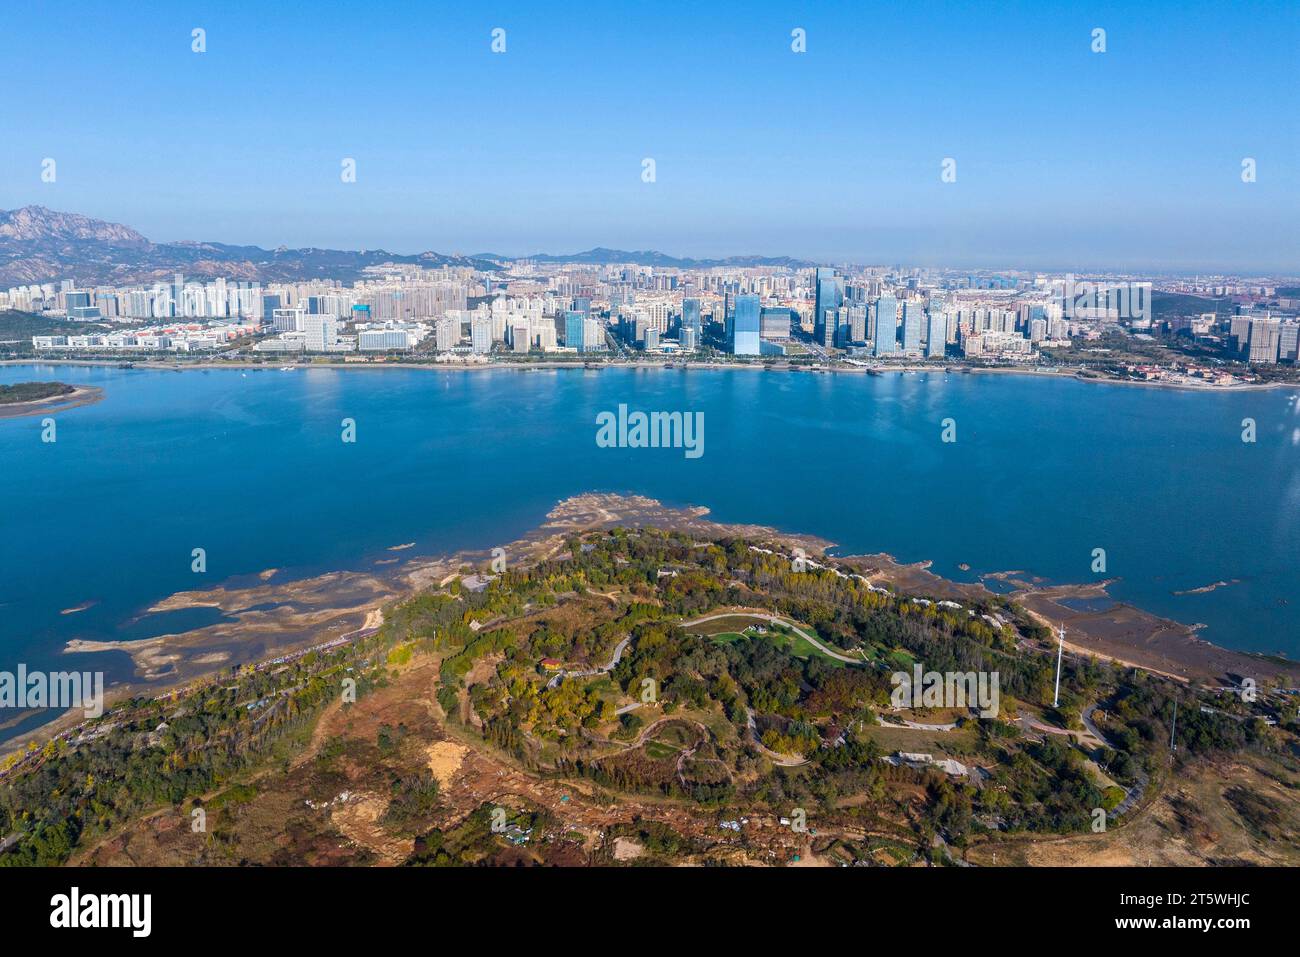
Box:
547, 635, 632, 689
1080, 704, 1109, 744
1082, 704, 1148, 819
1015, 711, 1106, 751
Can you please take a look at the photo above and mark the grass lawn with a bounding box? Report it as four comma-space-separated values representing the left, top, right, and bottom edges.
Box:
692, 615, 772, 636
643, 740, 680, 759
701, 620, 849, 667
861, 724, 981, 757
884, 648, 916, 670
710, 631, 748, 645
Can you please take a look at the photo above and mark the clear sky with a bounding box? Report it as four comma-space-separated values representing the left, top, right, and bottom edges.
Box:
2, 0, 1297, 271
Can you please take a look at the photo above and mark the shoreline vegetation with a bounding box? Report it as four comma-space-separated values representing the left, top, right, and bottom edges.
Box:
3, 356, 1297, 393
5, 493, 1294, 761
0, 380, 72, 403
0, 380, 103, 418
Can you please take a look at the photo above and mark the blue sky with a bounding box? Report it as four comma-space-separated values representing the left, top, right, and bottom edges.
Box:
2, 0, 1297, 271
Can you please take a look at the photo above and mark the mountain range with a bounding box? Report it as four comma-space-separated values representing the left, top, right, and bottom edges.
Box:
0, 207, 813, 288
475, 246, 815, 270
0, 206, 503, 287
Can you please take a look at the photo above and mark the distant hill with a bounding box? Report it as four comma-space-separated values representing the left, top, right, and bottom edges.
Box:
0, 206, 504, 287
1150, 291, 1234, 318
502, 247, 816, 269
0, 207, 816, 287
0, 309, 109, 354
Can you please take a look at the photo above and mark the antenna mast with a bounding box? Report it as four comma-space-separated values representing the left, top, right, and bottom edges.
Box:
1052, 623, 1065, 708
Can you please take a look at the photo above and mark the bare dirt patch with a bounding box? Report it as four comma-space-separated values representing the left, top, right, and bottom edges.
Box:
330, 792, 413, 866
612, 837, 644, 861
426, 740, 468, 789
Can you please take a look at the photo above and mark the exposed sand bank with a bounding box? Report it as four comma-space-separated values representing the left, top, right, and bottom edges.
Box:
0, 384, 104, 418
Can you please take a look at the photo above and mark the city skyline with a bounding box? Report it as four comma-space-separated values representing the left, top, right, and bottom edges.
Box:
2, 1, 1297, 272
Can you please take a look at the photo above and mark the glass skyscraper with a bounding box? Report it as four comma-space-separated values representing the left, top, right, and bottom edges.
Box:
901, 302, 923, 353
814, 267, 843, 347
873, 296, 897, 356
682, 298, 702, 338
731, 295, 761, 355
926, 311, 947, 358
564, 310, 586, 351
261, 294, 282, 324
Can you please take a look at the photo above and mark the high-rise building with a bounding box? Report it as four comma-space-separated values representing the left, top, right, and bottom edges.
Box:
1248, 318, 1281, 364
760, 307, 791, 340
925, 311, 947, 358
65, 291, 91, 315
682, 298, 702, 338
730, 295, 761, 355
873, 296, 897, 356
1230, 316, 1252, 354
303, 314, 339, 351
1279, 322, 1299, 363
262, 294, 283, 324
847, 304, 868, 345
814, 268, 843, 348
901, 302, 923, 353
435, 317, 459, 352
471, 317, 493, 354
509, 318, 531, 352
564, 310, 586, 350
273, 308, 304, 333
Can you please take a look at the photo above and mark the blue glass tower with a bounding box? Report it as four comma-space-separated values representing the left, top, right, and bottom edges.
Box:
730, 295, 761, 355
873, 296, 898, 356
682, 298, 702, 338
564, 310, 585, 350
814, 267, 843, 347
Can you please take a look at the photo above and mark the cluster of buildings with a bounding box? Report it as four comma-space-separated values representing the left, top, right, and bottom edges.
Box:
1226, 313, 1300, 364
32, 319, 259, 352
2, 267, 477, 324
10, 260, 1298, 367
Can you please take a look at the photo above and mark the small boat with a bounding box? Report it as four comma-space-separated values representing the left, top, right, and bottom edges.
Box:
280, 366, 295, 372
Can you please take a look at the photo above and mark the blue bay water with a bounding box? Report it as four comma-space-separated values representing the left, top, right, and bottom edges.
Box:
1, 362, 1298, 693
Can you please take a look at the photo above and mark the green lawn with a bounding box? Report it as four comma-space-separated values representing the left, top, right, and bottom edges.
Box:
861, 724, 980, 757
643, 740, 680, 759
707, 626, 848, 667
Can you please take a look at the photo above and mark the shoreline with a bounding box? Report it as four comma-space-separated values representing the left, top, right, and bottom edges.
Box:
4, 492, 1293, 758
4, 357, 1296, 393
